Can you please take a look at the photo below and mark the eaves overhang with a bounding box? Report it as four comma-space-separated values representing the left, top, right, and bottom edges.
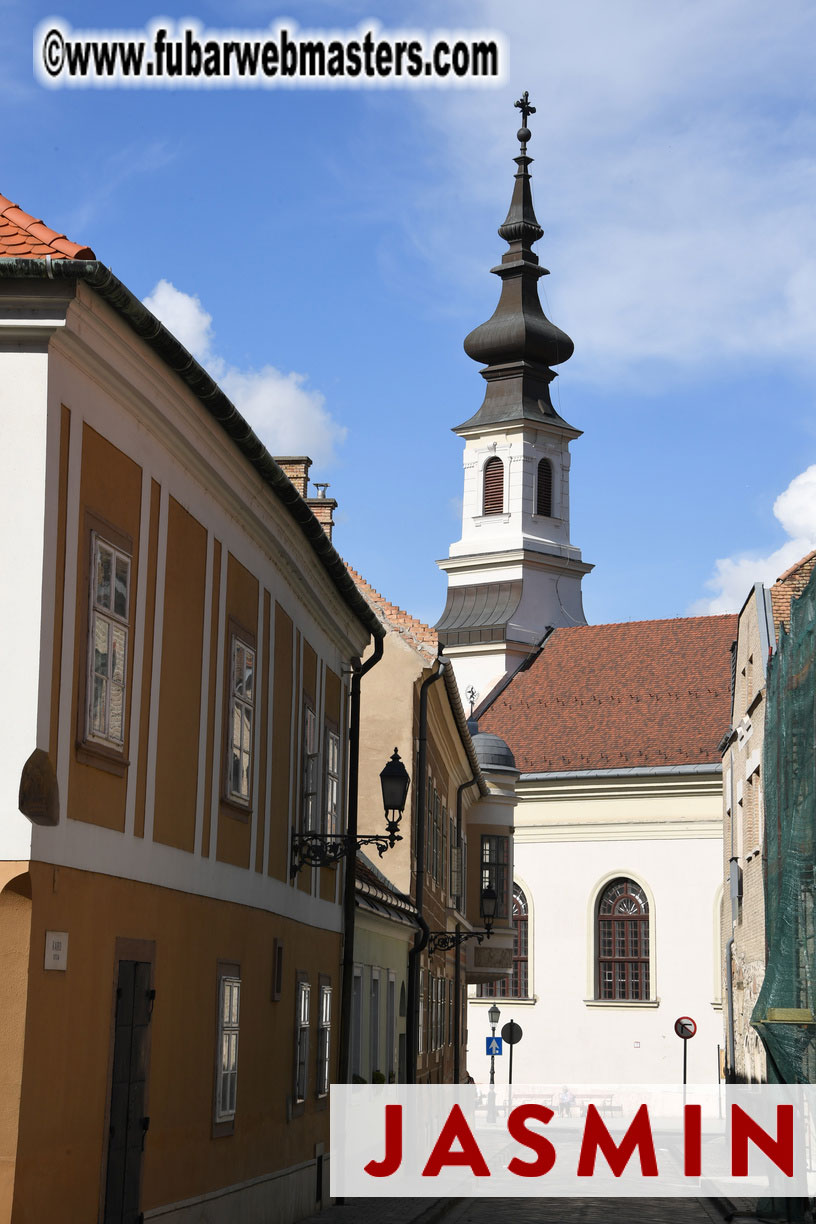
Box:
0, 257, 385, 644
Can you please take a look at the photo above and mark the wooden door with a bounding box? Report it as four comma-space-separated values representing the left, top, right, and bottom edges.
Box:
103, 959, 153, 1224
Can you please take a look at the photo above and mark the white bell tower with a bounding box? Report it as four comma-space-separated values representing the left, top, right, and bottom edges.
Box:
435, 92, 592, 708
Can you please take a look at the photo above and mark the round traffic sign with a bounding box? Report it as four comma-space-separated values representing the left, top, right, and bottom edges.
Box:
674, 1016, 697, 1040
501, 1021, 523, 1045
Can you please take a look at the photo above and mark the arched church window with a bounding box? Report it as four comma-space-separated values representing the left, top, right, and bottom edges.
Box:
597, 878, 650, 1001
536, 458, 553, 517
476, 884, 529, 998
482, 457, 504, 515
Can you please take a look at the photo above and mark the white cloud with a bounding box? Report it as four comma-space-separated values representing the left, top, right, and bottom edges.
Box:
142, 280, 346, 467
403, 0, 816, 382
143, 280, 214, 364
690, 466, 816, 614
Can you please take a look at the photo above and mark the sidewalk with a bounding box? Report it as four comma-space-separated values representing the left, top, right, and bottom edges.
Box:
298, 1197, 456, 1224
298, 1196, 755, 1224
299, 1194, 738, 1224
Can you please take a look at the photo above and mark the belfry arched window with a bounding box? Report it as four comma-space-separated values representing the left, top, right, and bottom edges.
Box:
477, 884, 529, 998
482, 457, 504, 515
597, 878, 650, 1001
536, 458, 552, 517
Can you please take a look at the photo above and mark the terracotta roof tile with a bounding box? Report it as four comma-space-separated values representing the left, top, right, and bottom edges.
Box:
771, 551, 816, 636
0, 192, 94, 260
345, 564, 438, 655
480, 615, 737, 774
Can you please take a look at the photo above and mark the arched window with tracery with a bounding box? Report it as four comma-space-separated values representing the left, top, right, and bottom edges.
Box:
536, 458, 552, 517
482, 457, 504, 515
597, 878, 650, 1001
477, 884, 529, 998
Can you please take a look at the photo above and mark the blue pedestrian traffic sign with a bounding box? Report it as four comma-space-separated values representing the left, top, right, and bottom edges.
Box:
486, 1036, 502, 1056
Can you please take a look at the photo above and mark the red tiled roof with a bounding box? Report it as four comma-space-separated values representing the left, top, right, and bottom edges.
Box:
771, 550, 816, 636
480, 615, 737, 774
0, 193, 94, 260
345, 564, 438, 654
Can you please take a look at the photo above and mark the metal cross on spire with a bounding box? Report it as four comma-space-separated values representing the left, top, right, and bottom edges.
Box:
514, 90, 536, 154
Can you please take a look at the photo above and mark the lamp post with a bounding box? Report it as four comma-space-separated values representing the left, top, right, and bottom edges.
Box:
290, 748, 410, 876
487, 1001, 501, 1125
488, 1002, 501, 1086
427, 887, 498, 953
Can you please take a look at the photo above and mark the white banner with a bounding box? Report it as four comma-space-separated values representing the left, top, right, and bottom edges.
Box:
330, 1084, 816, 1197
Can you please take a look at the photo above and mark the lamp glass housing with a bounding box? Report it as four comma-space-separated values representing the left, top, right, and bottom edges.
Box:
380, 748, 410, 813
480, 886, 498, 924
488, 1003, 501, 1028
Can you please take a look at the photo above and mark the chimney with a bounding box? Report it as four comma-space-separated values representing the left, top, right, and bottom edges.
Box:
275, 456, 312, 498
306, 482, 337, 542
275, 456, 337, 542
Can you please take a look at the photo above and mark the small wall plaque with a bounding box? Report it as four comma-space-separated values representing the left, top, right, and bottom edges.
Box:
44, 931, 68, 971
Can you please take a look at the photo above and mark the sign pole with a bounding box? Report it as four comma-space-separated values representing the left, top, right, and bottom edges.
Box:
509, 1034, 514, 1087
674, 1016, 696, 1109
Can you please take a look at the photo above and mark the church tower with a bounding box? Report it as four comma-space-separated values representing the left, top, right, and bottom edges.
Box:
436, 93, 593, 707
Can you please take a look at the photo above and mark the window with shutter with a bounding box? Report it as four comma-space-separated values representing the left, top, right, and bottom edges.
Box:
482, 457, 504, 515
536, 458, 553, 517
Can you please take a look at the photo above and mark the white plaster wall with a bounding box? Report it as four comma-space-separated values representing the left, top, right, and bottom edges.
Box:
0, 349, 49, 861
467, 833, 724, 1085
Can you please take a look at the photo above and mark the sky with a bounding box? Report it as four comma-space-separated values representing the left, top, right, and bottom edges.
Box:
4, 1, 816, 627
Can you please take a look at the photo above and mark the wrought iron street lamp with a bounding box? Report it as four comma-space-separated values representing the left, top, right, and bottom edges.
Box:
290, 748, 410, 877
427, 887, 498, 953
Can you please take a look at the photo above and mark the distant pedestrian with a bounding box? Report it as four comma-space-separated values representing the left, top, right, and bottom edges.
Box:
558, 1085, 575, 1117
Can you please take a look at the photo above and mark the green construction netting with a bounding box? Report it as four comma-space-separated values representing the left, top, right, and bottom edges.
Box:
753, 564, 816, 1085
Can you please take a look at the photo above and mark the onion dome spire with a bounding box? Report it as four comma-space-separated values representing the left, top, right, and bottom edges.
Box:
456, 92, 577, 434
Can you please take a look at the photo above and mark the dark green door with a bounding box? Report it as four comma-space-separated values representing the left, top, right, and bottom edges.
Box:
104, 960, 152, 1224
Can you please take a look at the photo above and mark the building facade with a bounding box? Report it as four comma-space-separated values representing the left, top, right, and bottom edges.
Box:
0, 199, 382, 1223
348, 568, 517, 1084
721, 552, 816, 1084
473, 617, 735, 1085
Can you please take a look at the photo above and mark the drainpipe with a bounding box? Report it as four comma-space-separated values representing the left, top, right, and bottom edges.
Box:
453, 774, 480, 1085
725, 747, 737, 1082
406, 658, 446, 1084
338, 634, 384, 1084
726, 935, 736, 1081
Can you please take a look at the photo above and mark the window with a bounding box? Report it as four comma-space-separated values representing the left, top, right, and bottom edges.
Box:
447, 980, 453, 1045
482, 456, 504, 515
87, 533, 130, 747
597, 878, 650, 1001
317, 982, 332, 1096
324, 728, 340, 834
295, 978, 311, 1101
536, 458, 553, 517
227, 635, 255, 804
477, 883, 529, 998
450, 835, 463, 909
481, 835, 510, 918
418, 971, 425, 1055
301, 706, 319, 832
370, 969, 380, 1077
386, 974, 396, 1082
432, 977, 440, 1050
351, 968, 363, 1078
215, 972, 240, 1124
432, 792, 440, 882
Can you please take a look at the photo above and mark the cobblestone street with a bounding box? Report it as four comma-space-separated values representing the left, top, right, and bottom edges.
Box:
442, 1197, 728, 1224
301, 1197, 733, 1224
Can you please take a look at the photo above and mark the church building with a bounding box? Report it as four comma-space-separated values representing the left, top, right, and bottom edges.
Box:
435, 95, 736, 1086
